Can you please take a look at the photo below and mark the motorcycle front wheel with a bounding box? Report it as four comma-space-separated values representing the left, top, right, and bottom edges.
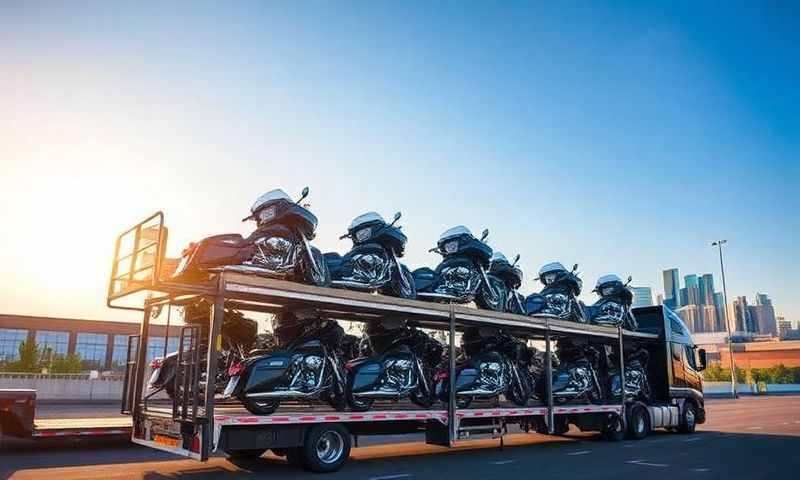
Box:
506, 378, 530, 407
300, 246, 332, 287
243, 397, 281, 415
476, 275, 508, 312
346, 392, 374, 412
383, 264, 417, 299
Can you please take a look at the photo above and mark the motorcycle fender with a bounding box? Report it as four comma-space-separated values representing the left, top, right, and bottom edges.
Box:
551, 371, 572, 392
455, 368, 479, 392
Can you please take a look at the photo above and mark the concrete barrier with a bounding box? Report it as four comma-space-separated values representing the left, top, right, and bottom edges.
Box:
0, 377, 123, 401
705, 381, 800, 396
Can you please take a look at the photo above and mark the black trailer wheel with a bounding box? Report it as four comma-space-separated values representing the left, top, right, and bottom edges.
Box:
601, 414, 625, 441
225, 448, 267, 460
627, 403, 650, 440
243, 398, 281, 415
678, 401, 697, 434
300, 424, 351, 473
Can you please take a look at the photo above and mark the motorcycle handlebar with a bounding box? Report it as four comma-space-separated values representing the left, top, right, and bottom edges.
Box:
339, 233, 350, 240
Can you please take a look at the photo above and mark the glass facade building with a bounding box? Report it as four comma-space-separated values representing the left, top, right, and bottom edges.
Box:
35, 330, 70, 358
75, 333, 109, 369
0, 328, 28, 362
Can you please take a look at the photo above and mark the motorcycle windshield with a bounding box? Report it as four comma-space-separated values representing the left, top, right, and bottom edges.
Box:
349, 212, 386, 231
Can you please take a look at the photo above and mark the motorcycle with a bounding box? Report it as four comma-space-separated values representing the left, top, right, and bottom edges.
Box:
490, 252, 526, 314
147, 302, 258, 399
437, 327, 532, 408
586, 274, 638, 331
607, 347, 651, 401
344, 318, 443, 412
525, 262, 588, 323
171, 187, 330, 286
536, 339, 604, 404
324, 211, 416, 299
413, 227, 507, 311
223, 310, 348, 415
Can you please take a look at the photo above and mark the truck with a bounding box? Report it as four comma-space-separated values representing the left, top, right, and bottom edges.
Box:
0, 389, 131, 446
107, 213, 707, 472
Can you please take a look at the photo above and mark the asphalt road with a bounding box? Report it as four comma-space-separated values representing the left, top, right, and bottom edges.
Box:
2, 395, 798, 479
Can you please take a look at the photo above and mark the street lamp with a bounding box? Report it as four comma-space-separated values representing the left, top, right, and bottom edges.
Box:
712, 240, 738, 399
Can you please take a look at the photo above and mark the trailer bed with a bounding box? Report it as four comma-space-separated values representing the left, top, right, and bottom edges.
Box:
32, 417, 131, 438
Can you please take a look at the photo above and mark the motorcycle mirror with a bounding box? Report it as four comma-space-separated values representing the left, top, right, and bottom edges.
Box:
572, 263, 579, 272
428, 247, 439, 253
512, 254, 520, 267
339, 233, 350, 240
389, 211, 402, 226
625, 275, 633, 286
297, 186, 310, 204
480, 229, 489, 242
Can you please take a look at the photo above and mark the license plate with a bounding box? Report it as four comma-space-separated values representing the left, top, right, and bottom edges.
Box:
154, 434, 180, 448
223, 376, 240, 397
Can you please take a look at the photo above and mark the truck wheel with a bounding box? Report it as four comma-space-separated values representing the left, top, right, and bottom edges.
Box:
300, 424, 351, 473
627, 404, 650, 440
601, 414, 625, 441
225, 449, 266, 460
678, 401, 697, 434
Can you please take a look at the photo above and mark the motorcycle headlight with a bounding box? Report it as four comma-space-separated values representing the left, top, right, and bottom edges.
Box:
257, 205, 277, 223
355, 227, 371, 242
544, 273, 557, 285
444, 240, 458, 254
601, 286, 615, 296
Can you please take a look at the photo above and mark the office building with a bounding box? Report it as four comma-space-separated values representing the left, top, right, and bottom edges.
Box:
699, 274, 715, 305
676, 305, 701, 333
630, 287, 654, 308
713, 292, 726, 331
662, 269, 681, 309
778, 317, 791, 339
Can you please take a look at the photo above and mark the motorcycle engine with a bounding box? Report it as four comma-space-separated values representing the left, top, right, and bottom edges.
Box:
289, 354, 323, 392
351, 252, 390, 284
542, 293, 571, 318
594, 301, 625, 326
436, 265, 481, 298
478, 361, 504, 390
250, 236, 296, 272
382, 358, 413, 390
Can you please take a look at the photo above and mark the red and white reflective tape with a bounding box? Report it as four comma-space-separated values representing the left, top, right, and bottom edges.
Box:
553, 405, 621, 414
214, 410, 449, 426
456, 407, 548, 419
33, 428, 131, 438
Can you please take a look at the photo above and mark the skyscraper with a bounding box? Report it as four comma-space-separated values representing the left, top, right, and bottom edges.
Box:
662, 269, 680, 309
630, 287, 654, 308
751, 293, 777, 336
676, 305, 701, 333
699, 274, 715, 305
684, 274, 698, 290
713, 292, 726, 331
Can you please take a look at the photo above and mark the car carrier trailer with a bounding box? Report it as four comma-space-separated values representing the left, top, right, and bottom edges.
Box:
107, 212, 707, 472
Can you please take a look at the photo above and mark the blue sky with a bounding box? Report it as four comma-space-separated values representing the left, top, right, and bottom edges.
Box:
1, 1, 798, 324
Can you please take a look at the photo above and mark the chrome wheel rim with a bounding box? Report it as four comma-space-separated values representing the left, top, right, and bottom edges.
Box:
685, 406, 695, 428
316, 431, 345, 464
636, 414, 645, 433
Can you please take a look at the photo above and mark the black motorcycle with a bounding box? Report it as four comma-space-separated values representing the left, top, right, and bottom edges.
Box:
526, 262, 588, 323
586, 274, 638, 331
413, 227, 507, 311
324, 212, 415, 299
490, 252, 526, 314
536, 339, 604, 404
437, 327, 532, 408
172, 187, 330, 286
344, 318, 443, 412
147, 302, 258, 399
607, 347, 651, 401
223, 311, 348, 415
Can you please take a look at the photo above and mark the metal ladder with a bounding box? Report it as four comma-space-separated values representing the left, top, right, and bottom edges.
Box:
173, 325, 202, 423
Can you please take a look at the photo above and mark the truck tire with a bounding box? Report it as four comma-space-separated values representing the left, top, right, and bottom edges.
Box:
626, 403, 650, 440
678, 401, 697, 434
300, 424, 351, 473
225, 449, 267, 460
601, 414, 625, 441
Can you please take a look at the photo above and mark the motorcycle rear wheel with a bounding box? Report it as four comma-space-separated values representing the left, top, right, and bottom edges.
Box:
243, 397, 281, 415
476, 275, 508, 312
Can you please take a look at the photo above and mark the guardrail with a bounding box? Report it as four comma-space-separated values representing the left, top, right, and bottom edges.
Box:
0, 372, 125, 381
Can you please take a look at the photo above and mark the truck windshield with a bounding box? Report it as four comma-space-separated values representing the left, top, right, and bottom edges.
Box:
631, 308, 664, 336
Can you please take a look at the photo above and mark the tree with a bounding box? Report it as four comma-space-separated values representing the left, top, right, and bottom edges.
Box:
50, 354, 84, 374
3, 340, 42, 373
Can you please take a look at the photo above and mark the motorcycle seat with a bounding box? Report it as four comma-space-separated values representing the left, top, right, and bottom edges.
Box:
323, 252, 344, 273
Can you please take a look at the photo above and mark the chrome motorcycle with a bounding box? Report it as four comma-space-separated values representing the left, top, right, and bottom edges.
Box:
324, 211, 415, 298
437, 327, 532, 408
586, 274, 638, 330
525, 262, 588, 323
223, 311, 348, 415
413, 227, 507, 311
345, 318, 443, 412
537, 340, 604, 404
607, 347, 651, 401
490, 252, 526, 314
172, 187, 330, 286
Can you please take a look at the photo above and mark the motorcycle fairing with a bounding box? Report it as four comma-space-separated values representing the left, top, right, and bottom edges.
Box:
252, 198, 318, 240
347, 216, 407, 256
436, 232, 492, 266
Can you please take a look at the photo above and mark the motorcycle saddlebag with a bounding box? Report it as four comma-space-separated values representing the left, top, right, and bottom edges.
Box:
191, 234, 246, 267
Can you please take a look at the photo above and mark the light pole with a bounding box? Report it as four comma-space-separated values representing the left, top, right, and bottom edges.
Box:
712, 240, 737, 399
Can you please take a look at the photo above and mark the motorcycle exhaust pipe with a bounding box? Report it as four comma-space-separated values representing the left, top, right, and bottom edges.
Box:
245, 389, 323, 399
352, 390, 408, 398
456, 389, 502, 397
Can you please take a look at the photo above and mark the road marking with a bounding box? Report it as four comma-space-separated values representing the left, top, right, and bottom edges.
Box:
746, 426, 763, 430
490, 460, 517, 465
370, 475, 414, 480
782, 422, 789, 425
627, 460, 669, 468
566, 450, 592, 456
683, 437, 702, 442
691, 468, 711, 472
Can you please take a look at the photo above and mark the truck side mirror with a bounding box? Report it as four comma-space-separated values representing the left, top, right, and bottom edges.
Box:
697, 348, 707, 371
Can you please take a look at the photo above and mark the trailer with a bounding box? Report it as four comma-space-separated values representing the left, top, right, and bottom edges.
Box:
0, 389, 131, 445
108, 213, 707, 472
